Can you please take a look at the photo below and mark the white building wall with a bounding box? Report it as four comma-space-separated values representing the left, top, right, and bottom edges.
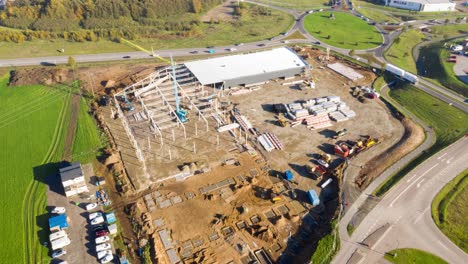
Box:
421, 3, 456, 11
387, 0, 422, 11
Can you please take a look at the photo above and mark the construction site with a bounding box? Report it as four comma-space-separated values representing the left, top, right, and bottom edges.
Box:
32, 46, 406, 263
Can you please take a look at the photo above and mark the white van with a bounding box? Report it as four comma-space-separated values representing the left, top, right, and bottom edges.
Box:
49, 230, 67, 241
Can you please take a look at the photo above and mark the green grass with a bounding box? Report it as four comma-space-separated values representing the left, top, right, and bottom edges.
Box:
347, 223, 356, 236
357, 7, 399, 23
256, 0, 327, 10
432, 169, 468, 253
385, 29, 426, 73
311, 220, 340, 264
304, 12, 382, 50
385, 248, 448, 264
71, 98, 105, 163
283, 30, 307, 40
431, 24, 468, 38
0, 4, 293, 59
419, 39, 468, 97
374, 83, 468, 196
0, 74, 71, 263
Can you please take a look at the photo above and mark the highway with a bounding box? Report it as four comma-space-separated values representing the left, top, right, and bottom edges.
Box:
334, 136, 468, 264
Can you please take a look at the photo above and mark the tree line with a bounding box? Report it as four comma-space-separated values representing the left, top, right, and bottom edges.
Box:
0, 0, 223, 42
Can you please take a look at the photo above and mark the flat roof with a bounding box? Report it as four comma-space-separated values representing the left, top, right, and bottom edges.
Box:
49, 214, 69, 229
184, 47, 307, 85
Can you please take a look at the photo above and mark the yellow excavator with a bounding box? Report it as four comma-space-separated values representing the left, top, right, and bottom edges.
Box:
276, 113, 288, 127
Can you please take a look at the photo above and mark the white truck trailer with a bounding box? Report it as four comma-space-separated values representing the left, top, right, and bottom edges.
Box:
51, 236, 71, 250
385, 63, 418, 84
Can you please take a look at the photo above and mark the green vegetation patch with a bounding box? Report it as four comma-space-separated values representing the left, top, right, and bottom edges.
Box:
419, 39, 468, 97
432, 169, 468, 252
357, 7, 399, 23
311, 220, 340, 264
385, 248, 448, 264
375, 83, 468, 196
72, 98, 105, 163
385, 29, 426, 73
304, 12, 382, 50
257, 0, 328, 10
0, 74, 70, 263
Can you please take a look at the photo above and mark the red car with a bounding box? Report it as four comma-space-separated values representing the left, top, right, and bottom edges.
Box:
95, 230, 110, 237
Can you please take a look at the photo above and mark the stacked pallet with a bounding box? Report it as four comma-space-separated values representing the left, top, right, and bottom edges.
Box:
265, 132, 284, 150
303, 113, 333, 129
329, 111, 348, 122
233, 113, 252, 132
340, 109, 356, 118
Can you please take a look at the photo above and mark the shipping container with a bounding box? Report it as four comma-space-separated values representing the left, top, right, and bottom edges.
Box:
307, 190, 320, 206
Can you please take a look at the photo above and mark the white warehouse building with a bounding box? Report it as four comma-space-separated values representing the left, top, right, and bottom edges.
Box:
385, 0, 456, 12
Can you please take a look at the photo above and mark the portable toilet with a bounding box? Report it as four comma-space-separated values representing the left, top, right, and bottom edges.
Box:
285, 170, 294, 181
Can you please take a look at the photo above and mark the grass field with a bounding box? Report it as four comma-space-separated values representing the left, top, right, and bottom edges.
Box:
0, 4, 293, 59
375, 82, 468, 196
432, 169, 468, 253
304, 12, 382, 49
0, 74, 71, 263
311, 220, 340, 264
431, 24, 468, 38
257, 0, 327, 10
357, 7, 399, 23
385, 248, 448, 264
419, 39, 468, 97
71, 98, 105, 163
385, 29, 426, 73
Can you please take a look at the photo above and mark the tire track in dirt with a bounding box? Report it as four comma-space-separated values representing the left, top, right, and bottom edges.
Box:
63, 93, 82, 161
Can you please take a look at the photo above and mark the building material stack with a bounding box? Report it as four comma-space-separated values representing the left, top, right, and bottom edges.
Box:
257, 132, 284, 152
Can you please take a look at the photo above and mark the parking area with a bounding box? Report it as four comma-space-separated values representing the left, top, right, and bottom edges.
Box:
46, 163, 116, 264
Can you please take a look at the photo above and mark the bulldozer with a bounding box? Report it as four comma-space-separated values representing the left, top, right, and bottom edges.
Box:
276, 113, 288, 127
333, 128, 347, 139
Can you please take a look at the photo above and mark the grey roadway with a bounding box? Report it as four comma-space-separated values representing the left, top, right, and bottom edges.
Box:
333, 136, 468, 264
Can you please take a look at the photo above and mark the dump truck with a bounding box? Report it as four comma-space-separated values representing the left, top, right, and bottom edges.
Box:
307, 164, 327, 179
307, 190, 320, 206
334, 142, 353, 158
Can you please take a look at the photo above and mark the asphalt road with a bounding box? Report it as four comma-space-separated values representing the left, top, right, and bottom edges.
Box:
334, 136, 468, 264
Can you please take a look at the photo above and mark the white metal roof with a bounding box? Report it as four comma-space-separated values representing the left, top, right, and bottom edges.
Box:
184, 47, 307, 85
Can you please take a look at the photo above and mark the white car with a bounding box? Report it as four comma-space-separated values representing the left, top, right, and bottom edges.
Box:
86, 202, 98, 211
317, 159, 329, 168
88, 212, 103, 221
51, 207, 66, 214
91, 216, 105, 225
96, 243, 111, 252
95, 236, 110, 244
100, 254, 114, 264
97, 249, 112, 259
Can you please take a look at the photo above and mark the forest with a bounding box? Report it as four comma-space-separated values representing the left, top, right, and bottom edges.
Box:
0, 0, 224, 42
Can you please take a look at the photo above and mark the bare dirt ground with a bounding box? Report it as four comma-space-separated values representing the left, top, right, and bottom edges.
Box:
202, 0, 235, 22
355, 118, 425, 189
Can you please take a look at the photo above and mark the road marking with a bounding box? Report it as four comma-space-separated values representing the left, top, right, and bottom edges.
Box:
417, 179, 425, 188
438, 241, 449, 250
371, 226, 393, 249
446, 157, 454, 164
437, 153, 448, 160
406, 174, 418, 183
395, 216, 402, 224
412, 207, 430, 224
390, 164, 439, 207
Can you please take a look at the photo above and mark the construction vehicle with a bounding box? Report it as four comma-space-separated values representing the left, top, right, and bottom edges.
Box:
333, 128, 347, 139
276, 113, 288, 127
334, 142, 353, 158
171, 55, 188, 123
307, 164, 327, 180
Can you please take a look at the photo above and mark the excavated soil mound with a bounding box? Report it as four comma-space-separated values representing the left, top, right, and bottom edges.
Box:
10, 68, 73, 86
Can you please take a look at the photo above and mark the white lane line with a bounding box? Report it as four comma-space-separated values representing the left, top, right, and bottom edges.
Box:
417, 179, 425, 188
446, 157, 454, 164
437, 153, 448, 160
412, 207, 430, 224
390, 163, 439, 208
439, 241, 449, 250
371, 226, 393, 249
406, 174, 418, 183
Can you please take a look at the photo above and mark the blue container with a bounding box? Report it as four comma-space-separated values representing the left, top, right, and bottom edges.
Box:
285, 170, 294, 181
307, 190, 320, 206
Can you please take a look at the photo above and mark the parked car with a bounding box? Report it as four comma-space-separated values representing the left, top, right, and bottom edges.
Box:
317, 159, 329, 168
123, 56, 131, 59
86, 203, 97, 211
97, 250, 112, 259
92, 224, 107, 232
51, 249, 67, 258
95, 236, 110, 244
206, 46, 214, 49
91, 216, 105, 225
96, 243, 111, 252
88, 212, 103, 221
96, 230, 110, 237
51, 207, 66, 214
228, 48, 237, 52
100, 254, 114, 264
